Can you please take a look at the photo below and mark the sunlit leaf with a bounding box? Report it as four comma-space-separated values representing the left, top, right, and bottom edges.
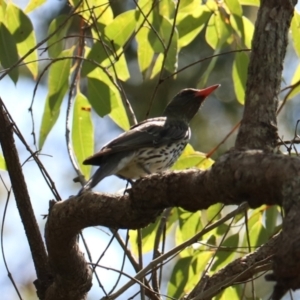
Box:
136, 26, 154, 78
129, 209, 177, 255
216, 286, 240, 299
206, 14, 218, 49
39, 48, 73, 149
0, 22, 19, 83
232, 52, 249, 104
150, 53, 164, 79
176, 209, 202, 257
87, 69, 130, 130
69, 0, 113, 28
148, 13, 178, 74
263, 205, 281, 237
0, 0, 6, 20
239, 0, 259, 6
177, 6, 211, 48
0, 154, 7, 170
72, 92, 94, 179
168, 256, 193, 299
241, 16, 254, 48
129, 221, 160, 256
82, 44, 130, 82
202, 203, 224, 224
47, 15, 72, 58
105, 10, 136, 49
5, 3, 38, 79
287, 63, 300, 100
242, 208, 268, 249
225, 0, 243, 16
172, 144, 214, 170
24, 0, 46, 13
178, 0, 199, 13
291, 11, 300, 57
212, 233, 239, 271
159, 0, 175, 17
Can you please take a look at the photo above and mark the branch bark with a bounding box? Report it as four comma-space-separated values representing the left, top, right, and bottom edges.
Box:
236, 0, 296, 151
45, 150, 300, 299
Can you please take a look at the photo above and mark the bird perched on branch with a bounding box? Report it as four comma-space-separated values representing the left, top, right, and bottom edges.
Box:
78, 84, 220, 195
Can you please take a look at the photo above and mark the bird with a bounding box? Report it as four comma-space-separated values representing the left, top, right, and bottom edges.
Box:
78, 84, 220, 195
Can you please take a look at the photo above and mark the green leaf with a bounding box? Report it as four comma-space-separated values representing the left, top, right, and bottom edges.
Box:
150, 53, 164, 79
176, 209, 202, 257
242, 208, 268, 249
291, 11, 300, 57
159, 0, 175, 17
239, 0, 259, 6
148, 13, 178, 74
264, 205, 281, 237
0, 22, 19, 83
39, 48, 73, 149
225, 0, 243, 16
87, 69, 130, 130
206, 10, 231, 50
241, 16, 254, 49
24, 0, 46, 13
177, 6, 211, 48
104, 10, 136, 49
178, 0, 200, 13
136, 26, 154, 78
5, 3, 38, 79
216, 286, 240, 299
129, 221, 160, 256
129, 209, 177, 256
203, 203, 224, 224
47, 15, 72, 58
82, 44, 130, 82
168, 256, 193, 299
287, 63, 300, 100
205, 14, 218, 50
0, 0, 6, 20
232, 52, 249, 104
81, 44, 106, 76
211, 233, 239, 271
198, 48, 220, 86
172, 144, 214, 170
0, 154, 7, 170
69, 0, 113, 28
72, 93, 94, 179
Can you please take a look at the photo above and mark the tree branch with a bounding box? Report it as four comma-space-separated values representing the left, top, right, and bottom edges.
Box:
235, 0, 296, 151
0, 99, 51, 299
45, 150, 300, 298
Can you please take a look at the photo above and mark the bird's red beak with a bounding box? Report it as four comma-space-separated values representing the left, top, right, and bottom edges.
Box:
195, 84, 220, 98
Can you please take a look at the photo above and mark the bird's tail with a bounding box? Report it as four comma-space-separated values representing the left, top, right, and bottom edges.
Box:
77, 167, 106, 195
77, 153, 131, 196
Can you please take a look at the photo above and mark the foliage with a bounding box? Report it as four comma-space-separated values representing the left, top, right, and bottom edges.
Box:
0, 0, 298, 299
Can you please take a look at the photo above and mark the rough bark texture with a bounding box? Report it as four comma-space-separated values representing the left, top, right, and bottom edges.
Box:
235, 0, 295, 151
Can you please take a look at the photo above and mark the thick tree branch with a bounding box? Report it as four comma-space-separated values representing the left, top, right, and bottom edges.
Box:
0, 99, 51, 299
45, 150, 300, 299
235, 0, 296, 151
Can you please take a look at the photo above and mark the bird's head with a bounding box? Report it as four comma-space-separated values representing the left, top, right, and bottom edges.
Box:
163, 84, 220, 122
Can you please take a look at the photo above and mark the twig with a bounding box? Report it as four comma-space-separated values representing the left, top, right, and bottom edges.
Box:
0, 98, 51, 298
108, 203, 249, 299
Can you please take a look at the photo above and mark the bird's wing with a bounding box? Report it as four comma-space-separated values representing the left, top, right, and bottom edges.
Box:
83, 117, 189, 165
